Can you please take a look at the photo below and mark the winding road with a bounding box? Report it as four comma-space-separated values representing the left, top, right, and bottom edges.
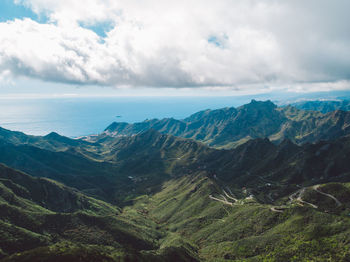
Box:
223, 190, 238, 202
271, 184, 342, 213
209, 186, 240, 206
209, 195, 234, 206
313, 185, 342, 207
270, 206, 288, 213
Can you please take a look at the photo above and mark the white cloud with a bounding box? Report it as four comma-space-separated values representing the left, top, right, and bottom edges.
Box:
285, 80, 350, 93
1, 0, 350, 91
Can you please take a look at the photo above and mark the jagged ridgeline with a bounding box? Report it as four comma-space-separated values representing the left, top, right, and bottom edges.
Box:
1, 100, 350, 261
102, 100, 350, 148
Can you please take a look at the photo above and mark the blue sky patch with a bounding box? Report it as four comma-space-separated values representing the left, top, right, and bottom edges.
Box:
0, 0, 44, 22
208, 34, 228, 49
79, 21, 115, 38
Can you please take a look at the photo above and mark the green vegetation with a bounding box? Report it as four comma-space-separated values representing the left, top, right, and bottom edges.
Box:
124, 175, 350, 261
1, 100, 350, 260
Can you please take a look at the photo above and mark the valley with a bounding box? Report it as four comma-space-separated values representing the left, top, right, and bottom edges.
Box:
1, 100, 350, 261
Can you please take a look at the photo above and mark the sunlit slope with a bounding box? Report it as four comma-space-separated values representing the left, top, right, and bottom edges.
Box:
131, 174, 350, 261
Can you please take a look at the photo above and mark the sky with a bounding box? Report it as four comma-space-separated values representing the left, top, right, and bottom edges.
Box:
0, 0, 350, 97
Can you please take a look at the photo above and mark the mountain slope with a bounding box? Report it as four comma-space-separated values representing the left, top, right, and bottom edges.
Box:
192, 134, 350, 204
0, 164, 142, 258
0, 164, 201, 262
120, 174, 350, 261
0, 139, 123, 202
0, 163, 118, 215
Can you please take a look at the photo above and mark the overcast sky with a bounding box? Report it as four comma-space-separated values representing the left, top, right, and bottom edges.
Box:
0, 0, 349, 96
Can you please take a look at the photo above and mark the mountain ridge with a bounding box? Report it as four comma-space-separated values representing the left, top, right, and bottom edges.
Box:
103, 100, 350, 148
292, 99, 350, 113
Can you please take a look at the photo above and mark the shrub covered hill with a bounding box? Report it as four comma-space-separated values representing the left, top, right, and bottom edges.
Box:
1, 100, 350, 261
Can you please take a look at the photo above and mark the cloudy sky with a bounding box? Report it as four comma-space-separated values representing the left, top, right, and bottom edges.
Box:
0, 0, 349, 96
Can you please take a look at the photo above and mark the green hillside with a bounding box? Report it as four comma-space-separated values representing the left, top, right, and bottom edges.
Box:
0, 164, 201, 261
2, 161, 350, 261
134, 175, 350, 261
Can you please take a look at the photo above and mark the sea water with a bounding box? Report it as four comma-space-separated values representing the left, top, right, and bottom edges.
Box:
0, 96, 256, 137
2, 89, 350, 138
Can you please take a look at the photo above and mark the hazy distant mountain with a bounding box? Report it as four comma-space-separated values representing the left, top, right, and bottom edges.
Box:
104, 100, 350, 148
292, 100, 350, 113
0, 127, 89, 151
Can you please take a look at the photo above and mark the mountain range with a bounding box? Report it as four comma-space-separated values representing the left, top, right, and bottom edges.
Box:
1, 100, 350, 261
103, 100, 350, 148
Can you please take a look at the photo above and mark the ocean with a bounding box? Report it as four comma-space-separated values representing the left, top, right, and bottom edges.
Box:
0, 96, 257, 137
